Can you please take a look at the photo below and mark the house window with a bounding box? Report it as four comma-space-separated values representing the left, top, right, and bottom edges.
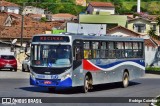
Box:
133, 24, 146, 33
153, 24, 156, 31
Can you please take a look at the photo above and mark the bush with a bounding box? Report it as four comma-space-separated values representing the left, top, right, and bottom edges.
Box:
146, 67, 160, 71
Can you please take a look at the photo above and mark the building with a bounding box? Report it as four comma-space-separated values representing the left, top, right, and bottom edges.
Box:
67, 22, 106, 35
144, 39, 158, 66
0, 12, 64, 44
107, 26, 141, 37
22, 6, 45, 15
76, 0, 86, 6
0, 0, 20, 14
79, 14, 127, 30
86, 2, 115, 15
127, 17, 159, 36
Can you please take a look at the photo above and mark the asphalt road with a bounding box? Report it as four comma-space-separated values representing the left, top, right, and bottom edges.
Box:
0, 70, 160, 106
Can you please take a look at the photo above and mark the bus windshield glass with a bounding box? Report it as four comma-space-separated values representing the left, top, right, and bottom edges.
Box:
31, 45, 72, 67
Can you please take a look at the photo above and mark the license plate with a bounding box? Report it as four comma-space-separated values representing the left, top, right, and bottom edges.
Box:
5, 64, 11, 67
44, 81, 52, 84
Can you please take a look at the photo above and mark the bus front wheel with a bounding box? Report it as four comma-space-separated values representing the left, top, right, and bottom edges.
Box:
82, 75, 92, 93
122, 72, 129, 88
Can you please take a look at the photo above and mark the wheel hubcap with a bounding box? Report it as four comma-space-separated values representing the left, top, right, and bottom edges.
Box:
85, 79, 89, 92
124, 75, 128, 86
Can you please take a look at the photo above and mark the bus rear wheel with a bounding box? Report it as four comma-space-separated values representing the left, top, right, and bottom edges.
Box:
82, 75, 93, 93
122, 72, 129, 88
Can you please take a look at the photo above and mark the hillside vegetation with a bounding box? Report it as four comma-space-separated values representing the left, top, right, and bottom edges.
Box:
6, 0, 160, 15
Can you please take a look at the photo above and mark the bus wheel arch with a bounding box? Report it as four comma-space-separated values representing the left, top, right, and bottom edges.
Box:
122, 69, 129, 88
82, 72, 93, 93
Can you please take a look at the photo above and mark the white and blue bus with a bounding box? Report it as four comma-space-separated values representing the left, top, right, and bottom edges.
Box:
29, 34, 145, 93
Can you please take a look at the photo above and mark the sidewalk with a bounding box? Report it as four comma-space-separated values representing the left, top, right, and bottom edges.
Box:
142, 74, 160, 79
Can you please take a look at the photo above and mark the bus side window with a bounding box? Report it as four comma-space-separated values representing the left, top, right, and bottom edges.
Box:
83, 41, 91, 59
84, 50, 91, 59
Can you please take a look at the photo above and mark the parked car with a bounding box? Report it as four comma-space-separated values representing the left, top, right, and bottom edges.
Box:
22, 57, 30, 72
0, 55, 17, 71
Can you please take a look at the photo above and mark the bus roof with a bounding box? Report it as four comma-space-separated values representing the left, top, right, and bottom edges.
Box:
32, 34, 144, 42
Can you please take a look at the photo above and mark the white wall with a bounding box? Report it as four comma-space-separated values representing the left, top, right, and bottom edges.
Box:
94, 7, 115, 14
145, 46, 157, 66
0, 47, 14, 55
6, 7, 19, 14
67, 23, 106, 35
23, 6, 44, 15
108, 30, 139, 37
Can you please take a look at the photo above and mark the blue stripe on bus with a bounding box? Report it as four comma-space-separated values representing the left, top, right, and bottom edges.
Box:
96, 60, 145, 69
30, 76, 72, 89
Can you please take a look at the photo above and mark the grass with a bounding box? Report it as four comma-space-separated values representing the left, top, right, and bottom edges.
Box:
156, 96, 160, 106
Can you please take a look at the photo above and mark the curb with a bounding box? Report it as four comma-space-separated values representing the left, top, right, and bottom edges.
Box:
145, 70, 160, 75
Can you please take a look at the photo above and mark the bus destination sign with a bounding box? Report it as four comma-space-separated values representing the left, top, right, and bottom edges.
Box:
32, 36, 70, 42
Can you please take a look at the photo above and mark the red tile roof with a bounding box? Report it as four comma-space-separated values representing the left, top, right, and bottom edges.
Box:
89, 2, 114, 7
151, 37, 160, 46
52, 13, 76, 18
27, 14, 43, 19
0, 12, 8, 25
144, 39, 157, 47
128, 17, 152, 22
0, 12, 65, 39
107, 26, 142, 37
0, 0, 19, 7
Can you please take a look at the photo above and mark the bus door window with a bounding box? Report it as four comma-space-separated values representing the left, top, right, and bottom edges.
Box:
84, 41, 91, 59
74, 46, 82, 60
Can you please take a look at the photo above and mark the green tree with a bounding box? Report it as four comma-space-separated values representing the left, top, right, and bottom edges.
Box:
40, 17, 47, 22
148, 28, 157, 39
147, 2, 160, 14
131, 5, 147, 13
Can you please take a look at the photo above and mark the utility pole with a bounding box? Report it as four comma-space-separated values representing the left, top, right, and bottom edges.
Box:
21, 2, 25, 49
137, 0, 141, 13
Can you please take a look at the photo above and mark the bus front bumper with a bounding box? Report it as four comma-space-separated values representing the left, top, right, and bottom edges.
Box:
30, 76, 72, 89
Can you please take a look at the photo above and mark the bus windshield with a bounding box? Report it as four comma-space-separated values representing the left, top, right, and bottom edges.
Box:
31, 44, 72, 67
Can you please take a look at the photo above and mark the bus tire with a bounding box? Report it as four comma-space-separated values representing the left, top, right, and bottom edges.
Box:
27, 66, 30, 72
14, 68, 17, 72
22, 65, 25, 72
82, 75, 92, 93
122, 72, 129, 88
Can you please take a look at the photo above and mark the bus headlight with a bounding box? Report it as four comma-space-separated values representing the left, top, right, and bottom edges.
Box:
30, 73, 36, 80
61, 73, 71, 81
